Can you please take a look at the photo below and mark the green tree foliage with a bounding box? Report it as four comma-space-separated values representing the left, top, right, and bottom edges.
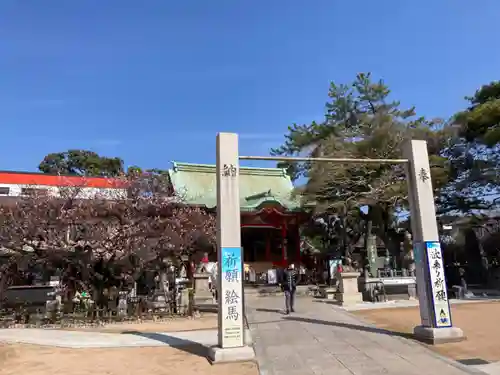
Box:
39, 150, 124, 177
457, 81, 500, 146
273, 73, 449, 212
440, 81, 500, 214
272, 73, 451, 256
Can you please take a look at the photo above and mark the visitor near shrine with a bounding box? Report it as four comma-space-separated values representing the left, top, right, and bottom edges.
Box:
281, 263, 299, 314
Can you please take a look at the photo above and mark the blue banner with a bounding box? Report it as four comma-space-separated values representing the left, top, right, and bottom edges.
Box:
221, 247, 243, 283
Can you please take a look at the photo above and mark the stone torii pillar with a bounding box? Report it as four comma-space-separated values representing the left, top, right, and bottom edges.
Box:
404, 140, 465, 344
207, 132, 255, 363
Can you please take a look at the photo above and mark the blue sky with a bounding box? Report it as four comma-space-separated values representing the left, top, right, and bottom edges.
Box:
0, 0, 498, 172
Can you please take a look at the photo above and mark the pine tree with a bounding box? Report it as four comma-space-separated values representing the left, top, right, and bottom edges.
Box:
272, 73, 450, 262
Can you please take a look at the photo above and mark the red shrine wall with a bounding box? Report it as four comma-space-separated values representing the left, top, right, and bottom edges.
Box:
240, 208, 302, 273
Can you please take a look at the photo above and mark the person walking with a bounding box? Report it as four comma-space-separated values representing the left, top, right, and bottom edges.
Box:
281, 263, 298, 314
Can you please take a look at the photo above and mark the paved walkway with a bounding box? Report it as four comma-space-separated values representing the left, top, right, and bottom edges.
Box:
246, 296, 485, 375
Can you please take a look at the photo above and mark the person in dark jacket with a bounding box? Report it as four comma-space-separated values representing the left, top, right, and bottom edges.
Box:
280, 263, 298, 314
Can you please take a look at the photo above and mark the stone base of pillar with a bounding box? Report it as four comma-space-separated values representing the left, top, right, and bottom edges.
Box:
335, 272, 363, 306
207, 345, 256, 364
413, 325, 466, 345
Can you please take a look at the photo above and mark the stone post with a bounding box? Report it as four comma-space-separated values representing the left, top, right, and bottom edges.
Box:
335, 272, 363, 306
193, 272, 214, 306
208, 132, 254, 363
366, 234, 378, 278
404, 140, 464, 344
118, 291, 128, 318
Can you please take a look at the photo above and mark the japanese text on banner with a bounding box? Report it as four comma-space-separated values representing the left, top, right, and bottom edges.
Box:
221, 248, 242, 321
425, 242, 452, 328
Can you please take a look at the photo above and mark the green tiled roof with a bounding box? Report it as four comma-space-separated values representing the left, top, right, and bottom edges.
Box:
167, 162, 302, 212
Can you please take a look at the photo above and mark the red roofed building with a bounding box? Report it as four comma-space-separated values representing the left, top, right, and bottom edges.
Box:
0, 171, 128, 200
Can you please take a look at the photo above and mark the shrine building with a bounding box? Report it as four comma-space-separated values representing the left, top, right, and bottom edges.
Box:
167, 162, 309, 273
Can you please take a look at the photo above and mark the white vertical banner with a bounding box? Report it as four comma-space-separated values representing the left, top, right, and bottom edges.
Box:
425, 241, 452, 328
